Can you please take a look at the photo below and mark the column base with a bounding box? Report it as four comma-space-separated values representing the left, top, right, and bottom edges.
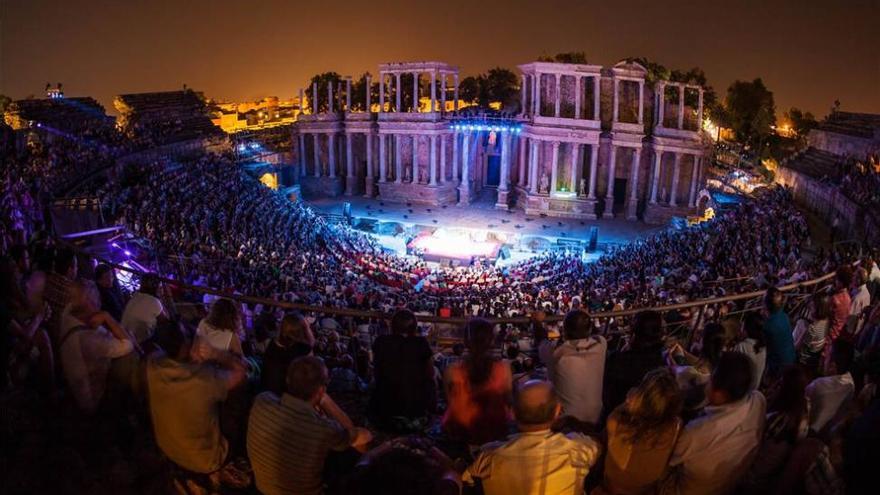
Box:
364, 177, 376, 198
344, 175, 357, 196
602, 197, 615, 219
495, 189, 511, 210
626, 199, 639, 221
457, 184, 472, 205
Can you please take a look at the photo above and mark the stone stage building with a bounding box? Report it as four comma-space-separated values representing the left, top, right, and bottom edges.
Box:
293, 60, 709, 224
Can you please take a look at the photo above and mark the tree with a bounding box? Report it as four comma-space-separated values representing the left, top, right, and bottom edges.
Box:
538, 52, 588, 64
306, 72, 343, 113
725, 78, 776, 150
785, 107, 817, 139
0, 94, 11, 114
349, 72, 382, 112
484, 68, 519, 109
458, 76, 483, 106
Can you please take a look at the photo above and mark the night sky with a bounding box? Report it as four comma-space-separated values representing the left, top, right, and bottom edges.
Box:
2, 0, 878, 117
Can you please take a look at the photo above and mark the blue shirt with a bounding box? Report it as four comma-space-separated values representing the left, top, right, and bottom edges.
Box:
764, 309, 795, 373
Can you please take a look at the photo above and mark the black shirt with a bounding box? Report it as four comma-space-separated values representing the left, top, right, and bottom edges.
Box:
602, 343, 666, 418
369, 334, 435, 423
261, 340, 312, 395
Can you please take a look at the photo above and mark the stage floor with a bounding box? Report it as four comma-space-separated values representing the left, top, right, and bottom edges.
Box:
306, 189, 663, 247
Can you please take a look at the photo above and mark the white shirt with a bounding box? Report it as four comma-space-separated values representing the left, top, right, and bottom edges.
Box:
121, 292, 164, 343
464, 430, 601, 495
733, 338, 767, 391
59, 307, 135, 414
806, 372, 854, 433
850, 284, 871, 317
539, 336, 606, 424
869, 262, 880, 284
670, 391, 766, 495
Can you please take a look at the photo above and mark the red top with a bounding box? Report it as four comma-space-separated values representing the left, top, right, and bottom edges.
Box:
442, 360, 512, 445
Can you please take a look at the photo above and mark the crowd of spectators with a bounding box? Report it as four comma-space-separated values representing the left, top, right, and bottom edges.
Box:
2, 116, 880, 494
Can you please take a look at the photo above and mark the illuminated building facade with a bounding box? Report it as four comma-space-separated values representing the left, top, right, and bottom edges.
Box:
293, 60, 709, 223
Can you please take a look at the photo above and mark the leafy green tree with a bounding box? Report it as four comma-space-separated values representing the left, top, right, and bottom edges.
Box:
350, 72, 383, 112
306, 72, 343, 113
784, 107, 818, 139
458, 76, 483, 106
538, 52, 589, 64
484, 68, 519, 109
0, 94, 11, 114
725, 78, 776, 149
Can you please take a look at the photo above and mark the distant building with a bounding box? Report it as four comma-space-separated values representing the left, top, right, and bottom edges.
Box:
212, 96, 300, 133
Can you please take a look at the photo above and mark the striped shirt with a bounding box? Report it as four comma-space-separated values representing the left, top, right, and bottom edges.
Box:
247, 392, 350, 495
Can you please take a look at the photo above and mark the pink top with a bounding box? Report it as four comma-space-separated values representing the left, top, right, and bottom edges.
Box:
442, 360, 512, 445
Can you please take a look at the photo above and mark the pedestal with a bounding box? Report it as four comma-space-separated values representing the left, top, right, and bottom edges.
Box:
495, 189, 511, 210
364, 176, 376, 198
626, 199, 639, 221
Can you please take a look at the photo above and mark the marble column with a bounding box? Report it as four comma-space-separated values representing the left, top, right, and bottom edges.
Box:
345, 134, 354, 194
520, 75, 527, 116
328, 134, 336, 178
429, 135, 438, 185
412, 72, 419, 112
378, 74, 385, 112
440, 134, 447, 183
312, 134, 321, 177
518, 137, 527, 186
550, 141, 560, 193
429, 71, 436, 112
312, 82, 319, 114
657, 83, 665, 127
670, 153, 682, 206
627, 148, 641, 220
697, 90, 704, 129
394, 134, 403, 183
365, 133, 374, 196
298, 133, 306, 176
452, 131, 460, 181
638, 81, 645, 124
453, 74, 459, 113
345, 78, 352, 111
593, 76, 600, 120
499, 133, 511, 192
650, 150, 662, 204
328, 81, 334, 113
534, 73, 541, 115
554, 74, 561, 117
587, 144, 599, 200
606, 145, 618, 202
688, 155, 700, 207
574, 77, 582, 119
365, 75, 372, 112
570, 143, 580, 195
612, 79, 620, 122
678, 86, 685, 129
458, 132, 471, 204
440, 73, 447, 113
529, 139, 539, 194
411, 136, 419, 183
378, 134, 387, 182
395, 73, 402, 112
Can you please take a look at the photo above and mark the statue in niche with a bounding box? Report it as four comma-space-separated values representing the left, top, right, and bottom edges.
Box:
404, 165, 412, 183
580, 178, 587, 197
540, 173, 550, 194
418, 166, 426, 184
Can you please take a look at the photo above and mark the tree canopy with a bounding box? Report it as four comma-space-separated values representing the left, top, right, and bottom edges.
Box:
784, 107, 818, 140
725, 78, 776, 150
537, 52, 589, 64
0, 94, 11, 114
457, 67, 519, 110
306, 72, 343, 113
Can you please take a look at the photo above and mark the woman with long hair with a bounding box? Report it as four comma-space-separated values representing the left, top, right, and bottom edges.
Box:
733, 312, 768, 391
194, 298, 244, 360
668, 323, 728, 411
598, 368, 683, 495
442, 318, 512, 445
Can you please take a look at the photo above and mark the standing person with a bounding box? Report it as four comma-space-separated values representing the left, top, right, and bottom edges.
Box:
44, 247, 77, 337
463, 380, 601, 495
828, 266, 854, 346
261, 313, 314, 395
248, 356, 372, 495
806, 341, 855, 435
669, 352, 766, 495
849, 267, 871, 335
443, 318, 513, 445
599, 368, 683, 495
733, 312, 768, 391
369, 309, 435, 431
147, 319, 246, 487
538, 309, 607, 426
120, 274, 167, 344
763, 287, 795, 377
603, 310, 666, 417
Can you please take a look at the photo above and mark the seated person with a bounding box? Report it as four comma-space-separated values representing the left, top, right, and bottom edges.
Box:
261, 313, 314, 395
464, 380, 601, 495
247, 356, 372, 495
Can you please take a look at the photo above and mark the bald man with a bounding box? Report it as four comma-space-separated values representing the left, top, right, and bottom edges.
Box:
463, 380, 601, 495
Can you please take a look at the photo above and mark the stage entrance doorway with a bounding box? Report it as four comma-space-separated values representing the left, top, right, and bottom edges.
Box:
613, 178, 628, 214
486, 155, 501, 186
